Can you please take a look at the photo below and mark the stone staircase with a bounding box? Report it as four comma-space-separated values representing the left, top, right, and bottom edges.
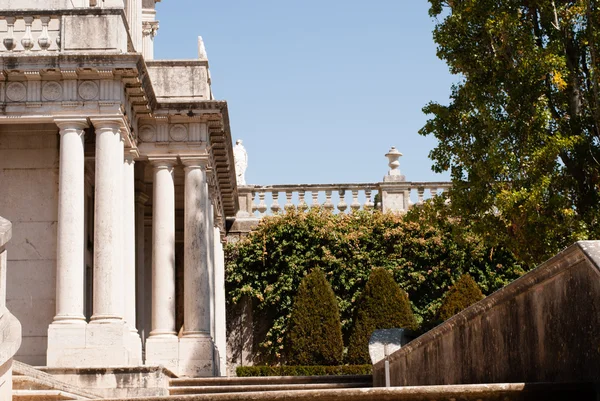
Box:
167, 375, 373, 396
12, 361, 100, 401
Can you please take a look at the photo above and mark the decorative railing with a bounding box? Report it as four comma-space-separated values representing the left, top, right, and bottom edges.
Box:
0, 14, 61, 52
237, 182, 452, 218
0, 9, 133, 54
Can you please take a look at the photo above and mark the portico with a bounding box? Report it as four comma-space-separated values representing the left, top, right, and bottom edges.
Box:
0, 0, 237, 377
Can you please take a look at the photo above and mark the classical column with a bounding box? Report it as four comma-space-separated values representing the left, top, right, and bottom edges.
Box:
125, 0, 142, 51
181, 158, 211, 337
90, 119, 124, 322
53, 119, 88, 324
213, 227, 227, 376
123, 150, 137, 333
149, 158, 177, 338
179, 157, 214, 377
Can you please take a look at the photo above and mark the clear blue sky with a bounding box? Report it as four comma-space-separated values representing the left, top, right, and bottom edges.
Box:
155, 1, 456, 185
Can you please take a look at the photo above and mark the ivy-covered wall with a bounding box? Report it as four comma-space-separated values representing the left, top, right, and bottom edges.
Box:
226, 199, 527, 364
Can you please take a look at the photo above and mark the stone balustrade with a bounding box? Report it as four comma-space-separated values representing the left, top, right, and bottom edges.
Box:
0, 14, 61, 52
236, 182, 451, 218
0, 9, 133, 54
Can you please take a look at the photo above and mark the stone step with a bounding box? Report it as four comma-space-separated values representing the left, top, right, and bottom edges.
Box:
168, 382, 371, 395
12, 361, 101, 399
13, 389, 87, 401
87, 382, 600, 401
169, 375, 373, 387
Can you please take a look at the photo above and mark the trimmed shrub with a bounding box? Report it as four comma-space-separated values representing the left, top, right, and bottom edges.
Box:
236, 365, 372, 377
347, 268, 417, 365
437, 274, 485, 321
286, 269, 344, 366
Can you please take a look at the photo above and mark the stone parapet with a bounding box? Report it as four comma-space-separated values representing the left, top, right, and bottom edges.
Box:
373, 241, 600, 387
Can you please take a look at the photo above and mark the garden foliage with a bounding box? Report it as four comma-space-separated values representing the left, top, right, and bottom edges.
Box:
347, 268, 417, 364
286, 269, 344, 366
236, 365, 372, 377
437, 274, 485, 322
225, 200, 525, 362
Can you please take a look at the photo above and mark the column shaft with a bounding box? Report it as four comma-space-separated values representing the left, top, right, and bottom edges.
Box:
54, 119, 88, 324
91, 121, 124, 322
123, 152, 137, 332
150, 159, 177, 337
182, 161, 211, 336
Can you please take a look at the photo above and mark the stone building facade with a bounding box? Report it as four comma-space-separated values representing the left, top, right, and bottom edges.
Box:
0, 0, 237, 377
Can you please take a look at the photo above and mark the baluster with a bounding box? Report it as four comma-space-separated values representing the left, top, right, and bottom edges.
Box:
417, 187, 425, 204
21, 16, 34, 51
3, 17, 16, 51
251, 191, 258, 213
38, 16, 51, 50
337, 189, 347, 212
271, 191, 281, 214
323, 190, 334, 210
298, 190, 308, 211
364, 189, 374, 209
285, 191, 294, 210
430, 187, 438, 198
311, 191, 320, 208
351, 190, 360, 211
257, 191, 267, 217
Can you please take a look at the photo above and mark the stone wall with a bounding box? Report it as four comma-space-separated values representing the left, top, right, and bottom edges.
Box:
0, 124, 59, 365
0, 216, 23, 400
373, 241, 600, 386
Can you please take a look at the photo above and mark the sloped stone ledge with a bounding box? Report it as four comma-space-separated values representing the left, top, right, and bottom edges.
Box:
373, 241, 600, 386
0, 216, 11, 253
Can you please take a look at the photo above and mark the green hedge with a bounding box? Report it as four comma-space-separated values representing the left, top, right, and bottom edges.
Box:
236, 365, 372, 377
286, 269, 344, 365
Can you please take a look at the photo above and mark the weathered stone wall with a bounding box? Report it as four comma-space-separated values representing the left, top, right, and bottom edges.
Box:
373, 241, 600, 386
0, 124, 59, 365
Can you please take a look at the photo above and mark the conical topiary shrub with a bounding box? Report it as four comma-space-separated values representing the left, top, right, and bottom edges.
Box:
347, 268, 417, 365
286, 269, 343, 366
437, 274, 484, 321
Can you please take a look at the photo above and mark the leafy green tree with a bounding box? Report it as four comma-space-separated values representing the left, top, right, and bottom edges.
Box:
347, 268, 417, 364
421, 0, 600, 265
437, 274, 485, 322
226, 206, 523, 361
286, 269, 344, 366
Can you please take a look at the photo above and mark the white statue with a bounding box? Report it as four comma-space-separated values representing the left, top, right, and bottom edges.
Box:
233, 139, 248, 186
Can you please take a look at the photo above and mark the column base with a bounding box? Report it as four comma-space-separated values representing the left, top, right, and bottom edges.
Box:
178, 335, 214, 377
145, 335, 179, 373
126, 330, 143, 365
47, 321, 140, 367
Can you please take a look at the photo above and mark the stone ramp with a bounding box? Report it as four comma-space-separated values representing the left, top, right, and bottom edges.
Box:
12, 360, 101, 400
169, 375, 372, 395
99, 382, 600, 401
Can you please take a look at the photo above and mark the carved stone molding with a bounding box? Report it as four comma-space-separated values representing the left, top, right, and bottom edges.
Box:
6, 82, 26, 102
42, 81, 62, 101
78, 80, 99, 100
169, 124, 188, 142
139, 125, 156, 142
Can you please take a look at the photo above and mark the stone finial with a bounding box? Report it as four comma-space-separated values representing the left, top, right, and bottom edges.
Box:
383, 147, 405, 182
198, 36, 208, 60
233, 139, 248, 186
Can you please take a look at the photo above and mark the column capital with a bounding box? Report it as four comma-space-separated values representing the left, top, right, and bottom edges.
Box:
54, 118, 89, 132
149, 157, 178, 168
124, 148, 139, 164
90, 118, 124, 131
181, 156, 209, 169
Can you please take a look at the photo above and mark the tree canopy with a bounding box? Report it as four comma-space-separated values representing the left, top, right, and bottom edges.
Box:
422, 0, 600, 264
